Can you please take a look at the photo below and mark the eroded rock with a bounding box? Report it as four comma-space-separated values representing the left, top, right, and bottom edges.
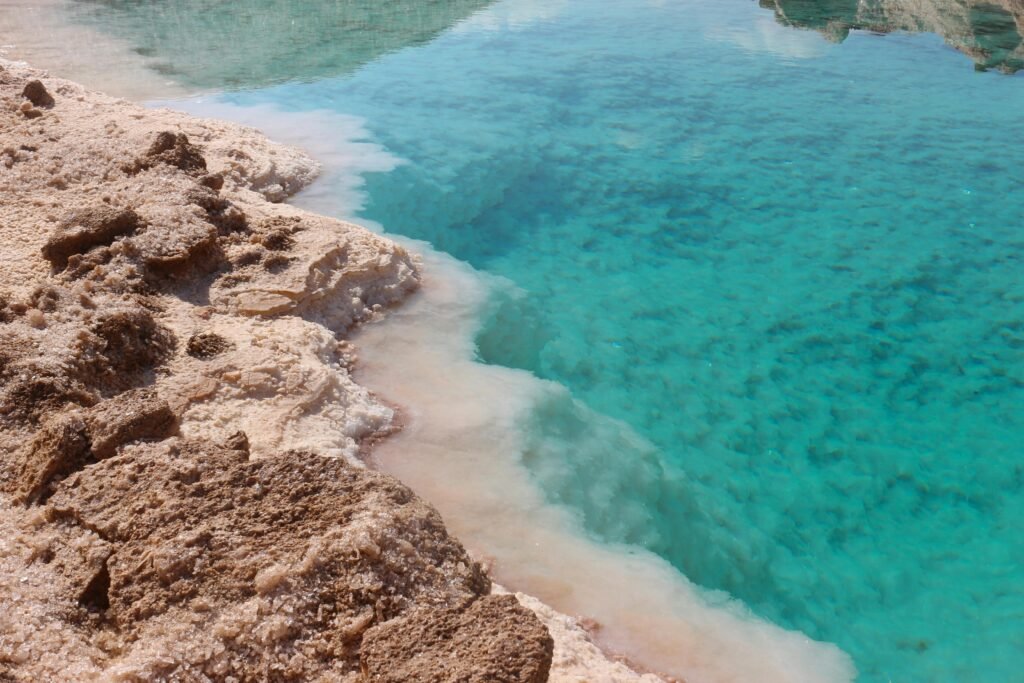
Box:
186, 331, 232, 359
83, 388, 177, 459
145, 131, 207, 174
79, 309, 176, 390
361, 594, 555, 683
41, 207, 141, 270
40, 438, 523, 680
22, 80, 55, 108
8, 414, 90, 504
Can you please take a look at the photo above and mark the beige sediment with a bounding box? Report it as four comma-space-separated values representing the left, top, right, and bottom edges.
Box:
0, 0, 191, 101
0, 61, 659, 681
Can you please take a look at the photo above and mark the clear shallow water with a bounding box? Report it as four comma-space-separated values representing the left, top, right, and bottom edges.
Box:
66, 0, 1024, 680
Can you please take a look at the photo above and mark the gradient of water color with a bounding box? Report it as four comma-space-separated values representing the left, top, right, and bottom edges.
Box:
63, 0, 1024, 680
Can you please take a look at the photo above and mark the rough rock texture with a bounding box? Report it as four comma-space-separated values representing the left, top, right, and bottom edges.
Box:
185, 331, 232, 359
82, 388, 177, 459
361, 594, 554, 683
0, 59, 418, 461
0, 61, 563, 683
27, 437, 522, 681
7, 414, 91, 505
0, 435, 558, 681
41, 207, 141, 269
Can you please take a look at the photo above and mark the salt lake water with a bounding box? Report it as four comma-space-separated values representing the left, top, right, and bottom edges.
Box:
54, 0, 1024, 680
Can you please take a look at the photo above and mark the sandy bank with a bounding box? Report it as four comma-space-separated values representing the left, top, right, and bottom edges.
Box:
0, 61, 654, 681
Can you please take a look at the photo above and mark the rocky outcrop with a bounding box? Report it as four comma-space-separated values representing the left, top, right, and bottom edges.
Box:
761, 0, 1024, 72
0, 61, 554, 682
2, 434, 554, 681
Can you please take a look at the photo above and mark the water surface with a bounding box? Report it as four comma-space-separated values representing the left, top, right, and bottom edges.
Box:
58, 0, 1024, 680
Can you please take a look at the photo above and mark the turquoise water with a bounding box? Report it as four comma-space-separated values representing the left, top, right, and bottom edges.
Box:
68, 0, 1024, 680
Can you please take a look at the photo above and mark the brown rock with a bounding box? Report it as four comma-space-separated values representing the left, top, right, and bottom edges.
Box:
223, 430, 250, 454
186, 331, 232, 359
0, 372, 96, 426
261, 228, 295, 251
83, 388, 177, 459
42, 207, 141, 269
137, 222, 221, 277
22, 79, 55, 108
81, 309, 175, 389
199, 172, 224, 191
361, 593, 554, 683
44, 439, 504, 680
4, 390, 176, 501
191, 186, 248, 233
8, 413, 90, 503
145, 131, 207, 174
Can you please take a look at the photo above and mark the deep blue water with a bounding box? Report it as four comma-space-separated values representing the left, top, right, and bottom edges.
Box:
67, 0, 1024, 680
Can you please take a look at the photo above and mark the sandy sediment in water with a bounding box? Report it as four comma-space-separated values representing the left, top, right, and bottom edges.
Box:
0, 61, 654, 682
0, 0, 190, 101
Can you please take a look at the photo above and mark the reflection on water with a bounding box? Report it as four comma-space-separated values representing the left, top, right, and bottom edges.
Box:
67, 0, 495, 90
761, 0, 1024, 72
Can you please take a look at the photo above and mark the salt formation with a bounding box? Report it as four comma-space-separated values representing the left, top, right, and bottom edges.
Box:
0, 61, 558, 682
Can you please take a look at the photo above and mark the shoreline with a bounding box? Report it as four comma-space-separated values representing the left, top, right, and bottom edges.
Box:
0, 7, 855, 679
0, 59, 660, 682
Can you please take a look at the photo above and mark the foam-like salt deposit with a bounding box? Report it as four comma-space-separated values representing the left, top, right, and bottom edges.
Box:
348, 240, 855, 683
154, 101, 405, 215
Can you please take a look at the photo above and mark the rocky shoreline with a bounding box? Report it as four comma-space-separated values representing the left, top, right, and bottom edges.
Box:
761, 0, 1024, 73
0, 62, 657, 682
